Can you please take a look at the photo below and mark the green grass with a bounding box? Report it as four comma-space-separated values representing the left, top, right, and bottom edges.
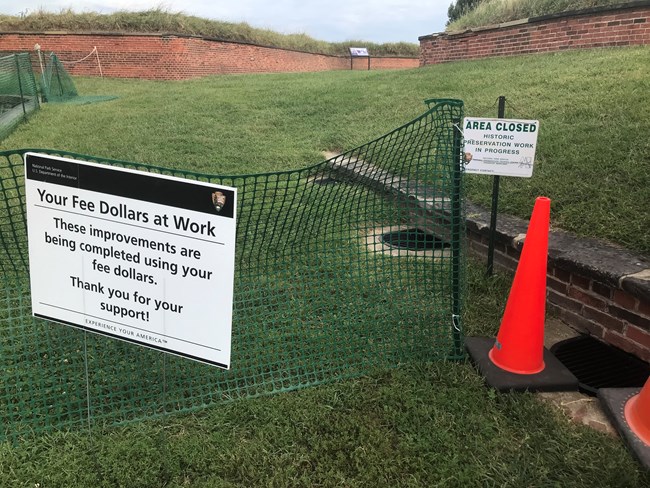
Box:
1, 47, 649, 485
2, 353, 649, 487
0, 259, 647, 487
3, 46, 648, 254
0, 261, 648, 486
0, 8, 419, 57
447, 0, 630, 31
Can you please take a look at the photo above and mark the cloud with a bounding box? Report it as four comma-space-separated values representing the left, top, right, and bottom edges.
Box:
4, 0, 448, 42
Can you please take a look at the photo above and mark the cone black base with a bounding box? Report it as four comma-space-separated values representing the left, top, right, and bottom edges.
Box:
598, 388, 650, 470
465, 336, 579, 392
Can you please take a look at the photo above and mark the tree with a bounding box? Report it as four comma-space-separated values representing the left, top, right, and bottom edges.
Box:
447, 0, 484, 25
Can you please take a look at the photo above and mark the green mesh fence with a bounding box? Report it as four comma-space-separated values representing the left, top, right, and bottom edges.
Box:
41, 53, 116, 105
0, 53, 40, 141
0, 99, 465, 442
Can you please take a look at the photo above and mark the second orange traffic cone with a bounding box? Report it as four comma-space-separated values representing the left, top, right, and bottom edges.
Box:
488, 196, 550, 374
599, 376, 650, 469
625, 377, 650, 446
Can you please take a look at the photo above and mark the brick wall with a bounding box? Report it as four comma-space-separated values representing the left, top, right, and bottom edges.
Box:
545, 265, 650, 362
0, 32, 418, 80
419, 2, 650, 65
466, 210, 650, 363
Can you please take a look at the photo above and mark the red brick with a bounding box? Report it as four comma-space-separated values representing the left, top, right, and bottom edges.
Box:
0, 32, 417, 80
639, 300, 650, 317
592, 281, 613, 299
567, 287, 607, 310
609, 305, 650, 330
612, 289, 638, 310
547, 276, 568, 294
626, 326, 650, 349
4, 7, 650, 77
558, 309, 605, 338
582, 306, 625, 333
548, 290, 583, 313
570, 273, 591, 290
553, 267, 571, 283
604, 330, 650, 362
418, 5, 650, 66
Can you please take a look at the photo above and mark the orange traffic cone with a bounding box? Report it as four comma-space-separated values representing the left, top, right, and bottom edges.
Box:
488, 196, 550, 374
464, 196, 578, 392
599, 377, 650, 469
625, 377, 650, 446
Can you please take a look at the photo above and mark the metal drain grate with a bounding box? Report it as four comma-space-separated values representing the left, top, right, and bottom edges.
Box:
381, 228, 449, 251
550, 335, 650, 396
311, 177, 338, 186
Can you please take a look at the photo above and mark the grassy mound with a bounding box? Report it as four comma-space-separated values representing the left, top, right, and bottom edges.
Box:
3, 47, 647, 254
447, 0, 631, 31
0, 8, 419, 57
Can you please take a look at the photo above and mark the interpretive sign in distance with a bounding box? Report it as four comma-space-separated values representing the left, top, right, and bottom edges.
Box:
462, 117, 540, 177
349, 47, 369, 57
25, 153, 237, 369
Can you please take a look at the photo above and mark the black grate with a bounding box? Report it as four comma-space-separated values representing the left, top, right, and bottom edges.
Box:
381, 228, 450, 251
551, 335, 650, 396
311, 177, 339, 186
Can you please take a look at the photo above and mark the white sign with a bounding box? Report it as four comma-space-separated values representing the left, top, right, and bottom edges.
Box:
24, 153, 237, 369
463, 117, 540, 177
349, 47, 369, 57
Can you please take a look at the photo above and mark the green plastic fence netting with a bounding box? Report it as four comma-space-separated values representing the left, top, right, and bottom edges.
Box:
0, 53, 40, 141
0, 99, 465, 442
41, 53, 116, 105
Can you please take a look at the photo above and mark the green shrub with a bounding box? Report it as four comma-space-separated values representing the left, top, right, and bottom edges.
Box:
447, 0, 630, 31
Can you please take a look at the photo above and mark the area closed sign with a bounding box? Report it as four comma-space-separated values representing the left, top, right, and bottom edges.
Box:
463, 118, 540, 177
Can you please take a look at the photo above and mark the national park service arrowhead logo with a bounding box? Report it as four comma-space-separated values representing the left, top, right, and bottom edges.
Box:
211, 191, 226, 212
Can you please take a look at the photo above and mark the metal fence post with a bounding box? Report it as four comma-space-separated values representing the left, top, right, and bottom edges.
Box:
451, 112, 464, 357
486, 95, 506, 276
14, 55, 28, 117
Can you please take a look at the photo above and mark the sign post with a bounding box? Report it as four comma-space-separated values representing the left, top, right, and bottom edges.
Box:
462, 98, 540, 275
349, 47, 370, 70
24, 153, 237, 369
488, 96, 506, 276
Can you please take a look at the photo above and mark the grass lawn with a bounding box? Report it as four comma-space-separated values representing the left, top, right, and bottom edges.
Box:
0, 267, 648, 487
2, 46, 648, 255
1, 47, 649, 486
2, 353, 648, 487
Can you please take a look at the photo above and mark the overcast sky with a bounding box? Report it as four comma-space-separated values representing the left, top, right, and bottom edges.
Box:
4, 1, 450, 43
